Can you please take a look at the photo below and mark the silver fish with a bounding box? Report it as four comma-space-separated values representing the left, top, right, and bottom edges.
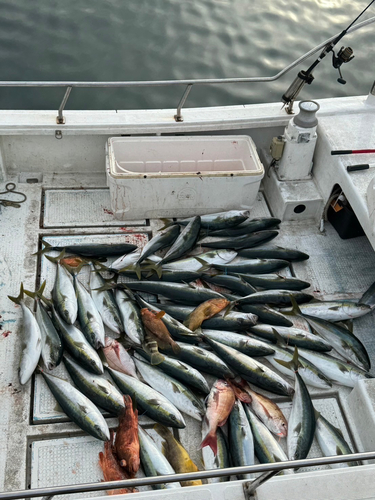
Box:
50, 306, 103, 375
134, 357, 204, 421
90, 264, 123, 336
315, 411, 359, 468
162, 249, 237, 272
74, 275, 105, 349
302, 314, 370, 371
134, 350, 210, 394
245, 405, 289, 465
249, 323, 332, 352
228, 401, 254, 479
42, 370, 110, 440
46, 255, 77, 325
114, 289, 144, 346
8, 284, 42, 385
178, 210, 250, 230
63, 354, 125, 415
107, 367, 186, 428
275, 349, 315, 461
158, 216, 201, 266
204, 336, 294, 397
281, 300, 371, 321
138, 426, 181, 489
296, 348, 372, 388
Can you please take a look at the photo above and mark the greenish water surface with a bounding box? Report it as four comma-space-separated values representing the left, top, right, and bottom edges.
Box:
0, 0, 373, 110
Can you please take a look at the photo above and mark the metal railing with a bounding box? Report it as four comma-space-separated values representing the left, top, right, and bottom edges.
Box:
0, 17, 374, 123
0, 451, 374, 500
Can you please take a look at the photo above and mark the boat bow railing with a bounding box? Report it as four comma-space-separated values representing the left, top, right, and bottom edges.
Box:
0, 17, 374, 123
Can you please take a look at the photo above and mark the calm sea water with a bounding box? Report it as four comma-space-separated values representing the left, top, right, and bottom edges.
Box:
0, 0, 373, 110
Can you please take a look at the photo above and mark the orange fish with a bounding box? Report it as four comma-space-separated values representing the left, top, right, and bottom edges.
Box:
140, 308, 180, 355
114, 395, 140, 478
98, 431, 137, 495
183, 298, 230, 331
200, 379, 235, 456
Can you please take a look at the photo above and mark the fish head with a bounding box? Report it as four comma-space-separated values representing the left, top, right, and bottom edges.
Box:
127, 455, 141, 477
275, 419, 288, 438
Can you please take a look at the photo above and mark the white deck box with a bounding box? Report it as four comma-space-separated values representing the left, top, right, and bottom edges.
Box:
106, 135, 264, 220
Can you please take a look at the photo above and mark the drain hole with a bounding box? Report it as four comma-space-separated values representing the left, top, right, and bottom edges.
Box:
26, 178, 39, 184
294, 204, 306, 214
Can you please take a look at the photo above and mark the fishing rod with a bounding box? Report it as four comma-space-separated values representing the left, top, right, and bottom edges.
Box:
282, 0, 375, 112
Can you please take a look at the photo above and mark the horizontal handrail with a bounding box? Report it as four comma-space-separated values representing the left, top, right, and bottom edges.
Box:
0, 450, 375, 499
0, 16, 373, 89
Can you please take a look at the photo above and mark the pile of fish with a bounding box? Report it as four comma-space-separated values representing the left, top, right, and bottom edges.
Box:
8, 209, 375, 492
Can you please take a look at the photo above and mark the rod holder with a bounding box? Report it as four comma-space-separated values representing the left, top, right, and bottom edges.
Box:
175, 84, 193, 122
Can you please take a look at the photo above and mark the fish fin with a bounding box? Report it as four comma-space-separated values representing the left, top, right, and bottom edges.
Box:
289, 295, 303, 316
199, 279, 212, 290
54, 401, 64, 413
92, 282, 116, 292
150, 352, 165, 365
271, 328, 287, 347
223, 301, 235, 317
155, 311, 165, 320
314, 408, 321, 421
293, 422, 302, 434
171, 341, 181, 356
193, 256, 212, 272
8, 283, 25, 304
338, 319, 354, 333
97, 384, 110, 395
200, 431, 218, 456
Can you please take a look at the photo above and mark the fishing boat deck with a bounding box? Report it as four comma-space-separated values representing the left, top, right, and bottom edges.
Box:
1, 171, 375, 499
0, 93, 375, 498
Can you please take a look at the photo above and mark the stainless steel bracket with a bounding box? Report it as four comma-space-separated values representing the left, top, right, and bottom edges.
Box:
56, 86, 72, 124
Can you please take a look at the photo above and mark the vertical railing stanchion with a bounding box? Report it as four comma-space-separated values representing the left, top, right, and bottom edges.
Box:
56, 86, 72, 124
174, 84, 193, 122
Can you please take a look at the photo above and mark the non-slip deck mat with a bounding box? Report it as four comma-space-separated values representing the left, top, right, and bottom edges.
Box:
43, 189, 146, 227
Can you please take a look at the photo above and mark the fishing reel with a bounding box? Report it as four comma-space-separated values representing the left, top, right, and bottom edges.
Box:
332, 46, 354, 84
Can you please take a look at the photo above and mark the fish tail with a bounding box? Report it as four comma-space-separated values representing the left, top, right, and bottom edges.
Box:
32, 240, 53, 256
159, 218, 174, 230
150, 351, 165, 365
200, 430, 218, 456
23, 280, 47, 301
44, 248, 66, 264
274, 346, 301, 372
153, 423, 169, 439
8, 283, 25, 304
132, 264, 142, 280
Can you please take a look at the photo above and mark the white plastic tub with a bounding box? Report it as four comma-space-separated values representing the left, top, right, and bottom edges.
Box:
106, 135, 264, 219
